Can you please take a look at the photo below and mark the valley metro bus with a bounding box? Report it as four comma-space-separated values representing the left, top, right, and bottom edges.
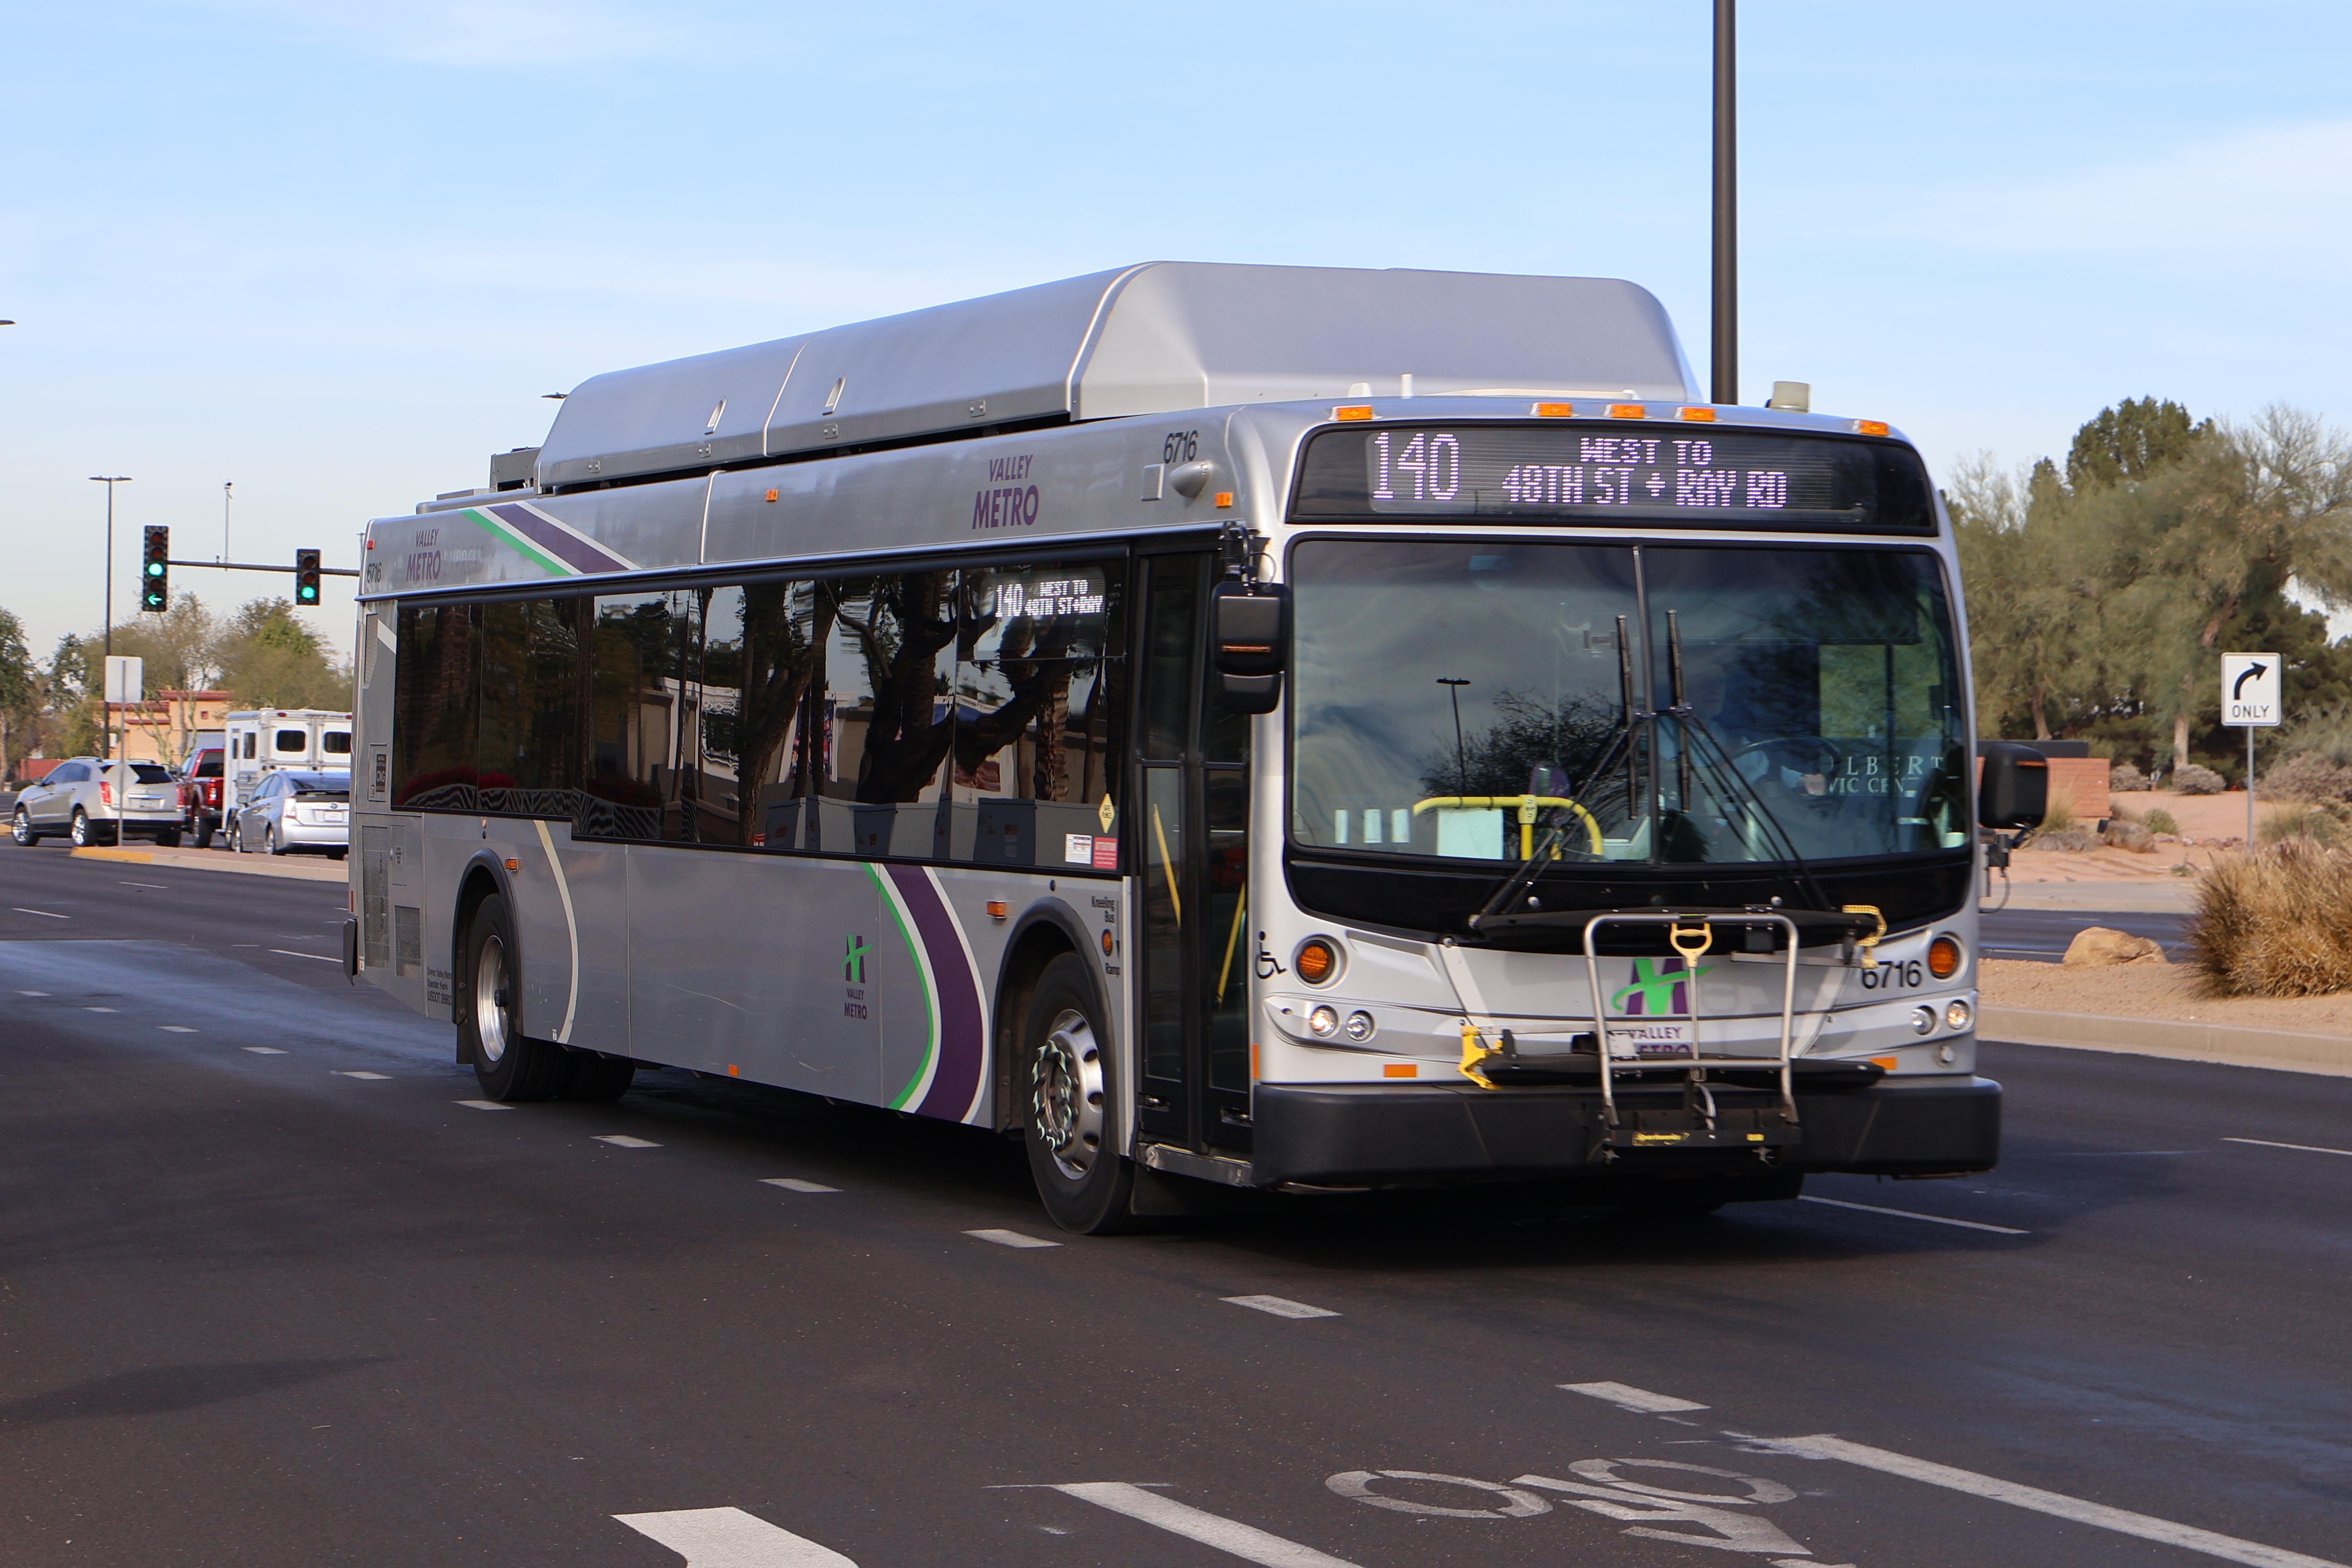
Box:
344, 263, 2041, 1232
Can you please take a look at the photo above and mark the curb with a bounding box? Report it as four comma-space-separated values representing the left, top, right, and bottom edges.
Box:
67, 845, 345, 885
1979, 1005, 2352, 1078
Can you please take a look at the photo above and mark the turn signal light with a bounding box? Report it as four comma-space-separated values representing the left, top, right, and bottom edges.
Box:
1855, 419, 1890, 437
1533, 402, 1577, 418
1927, 935, 1963, 979
985, 900, 1008, 921
1606, 403, 1646, 419
1333, 404, 1375, 422
1295, 938, 1338, 985
1677, 406, 1717, 422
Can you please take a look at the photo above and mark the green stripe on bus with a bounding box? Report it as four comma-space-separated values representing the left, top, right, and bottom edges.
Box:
867, 863, 938, 1110
462, 508, 572, 577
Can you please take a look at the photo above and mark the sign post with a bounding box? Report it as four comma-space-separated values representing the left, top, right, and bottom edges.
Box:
2221, 652, 2281, 848
102, 655, 144, 826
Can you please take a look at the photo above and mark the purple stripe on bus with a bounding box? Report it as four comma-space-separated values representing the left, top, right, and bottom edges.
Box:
884, 863, 987, 1122
486, 503, 629, 575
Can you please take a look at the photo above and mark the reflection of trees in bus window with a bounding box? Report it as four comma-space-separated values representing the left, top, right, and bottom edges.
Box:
392, 602, 481, 811
702, 579, 823, 847
829, 572, 957, 806
580, 591, 695, 841
476, 597, 587, 817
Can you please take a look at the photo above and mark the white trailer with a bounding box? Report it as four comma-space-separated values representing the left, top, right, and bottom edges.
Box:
225, 708, 354, 818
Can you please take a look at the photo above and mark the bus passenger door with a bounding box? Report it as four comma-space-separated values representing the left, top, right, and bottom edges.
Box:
1134, 553, 1254, 1158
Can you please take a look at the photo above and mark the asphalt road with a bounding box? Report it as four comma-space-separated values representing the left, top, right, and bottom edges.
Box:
1, 848, 2346, 1568
1978, 907, 2195, 963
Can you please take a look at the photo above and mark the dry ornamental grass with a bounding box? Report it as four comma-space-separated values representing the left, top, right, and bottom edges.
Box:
2190, 839, 2352, 996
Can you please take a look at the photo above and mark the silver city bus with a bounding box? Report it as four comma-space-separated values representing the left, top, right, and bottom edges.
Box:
346, 263, 2038, 1232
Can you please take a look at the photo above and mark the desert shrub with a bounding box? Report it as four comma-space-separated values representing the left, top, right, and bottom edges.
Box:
2259, 801, 2352, 849
2102, 819, 2155, 852
2037, 794, 2077, 834
2190, 839, 2352, 996
2143, 808, 2181, 836
2110, 760, 2152, 792
2172, 763, 2226, 795
2263, 751, 2352, 803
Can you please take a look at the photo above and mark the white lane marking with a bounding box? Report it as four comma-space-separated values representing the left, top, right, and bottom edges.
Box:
336, 1071, 390, 1080
268, 948, 341, 963
11, 907, 69, 919
1767, 1432, 2348, 1568
84, 1006, 118, 1013
594, 1134, 660, 1148
966, 1228, 1060, 1249
243, 1047, 287, 1055
613, 1505, 857, 1566
763, 1178, 840, 1193
1223, 1294, 1340, 1320
159, 1025, 198, 1033
455, 1098, 514, 1110
533, 819, 580, 1044
1561, 1381, 1709, 1413
1051, 1483, 1362, 1568
1798, 1194, 2028, 1235
2225, 1136, 2352, 1159
119, 881, 169, 890
16, 990, 49, 996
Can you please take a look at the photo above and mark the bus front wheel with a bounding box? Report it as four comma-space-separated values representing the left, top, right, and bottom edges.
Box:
462, 894, 569, 1101
1022, 952, 1138, 1234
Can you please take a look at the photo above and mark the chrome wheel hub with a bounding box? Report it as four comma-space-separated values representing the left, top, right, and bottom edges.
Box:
1030, 1009, 1104, 1181
474, 933, 512, 1066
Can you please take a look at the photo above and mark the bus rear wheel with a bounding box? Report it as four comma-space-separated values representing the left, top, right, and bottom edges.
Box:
461, 894, 570, 1101
1021, 953, 1138, 1234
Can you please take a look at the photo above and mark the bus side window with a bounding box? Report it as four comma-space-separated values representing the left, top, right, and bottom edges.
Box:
391, 601, 481, 811
953, 559, 1125, 869
581, 590, 691, 842
476, 597, 588, 820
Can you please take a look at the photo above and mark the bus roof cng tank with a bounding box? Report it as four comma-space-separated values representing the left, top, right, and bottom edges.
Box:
533, 263, 1696, 491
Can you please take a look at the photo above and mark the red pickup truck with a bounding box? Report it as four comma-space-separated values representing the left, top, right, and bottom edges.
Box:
178, 745, 226, 848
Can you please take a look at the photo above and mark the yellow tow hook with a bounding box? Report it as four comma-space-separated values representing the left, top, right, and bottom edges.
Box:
1458, 1020, 1498, 1090
1842, 904, 1887, 970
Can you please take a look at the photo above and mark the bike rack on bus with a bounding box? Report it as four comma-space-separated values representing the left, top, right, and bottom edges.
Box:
1580, 911, 1803, 1150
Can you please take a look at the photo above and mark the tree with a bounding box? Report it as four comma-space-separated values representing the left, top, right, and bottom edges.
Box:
0, 607, 35, 780
214, 597, 351, 710
49, 635, 101, 757
2065, 396, 2209, 490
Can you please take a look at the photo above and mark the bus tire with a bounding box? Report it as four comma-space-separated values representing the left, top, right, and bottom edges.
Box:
461, 894, 568, 1101
1021, 952, 1138, 1234
565, 1053, 637, 1102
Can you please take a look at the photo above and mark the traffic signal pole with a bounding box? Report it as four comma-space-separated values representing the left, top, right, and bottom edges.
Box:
163, 557, 360, 578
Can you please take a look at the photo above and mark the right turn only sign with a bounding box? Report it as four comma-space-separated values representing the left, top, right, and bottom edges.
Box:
2223, 651, 2281, 727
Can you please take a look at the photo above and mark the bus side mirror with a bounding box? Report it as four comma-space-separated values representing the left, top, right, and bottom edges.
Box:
1977, 741, 2048, 830
1212, 582, 1289, 714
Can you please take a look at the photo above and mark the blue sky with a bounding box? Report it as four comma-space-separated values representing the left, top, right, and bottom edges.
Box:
4, 1, 2348, 664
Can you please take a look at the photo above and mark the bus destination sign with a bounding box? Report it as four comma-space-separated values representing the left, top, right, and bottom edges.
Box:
1292, 424, 1934, 533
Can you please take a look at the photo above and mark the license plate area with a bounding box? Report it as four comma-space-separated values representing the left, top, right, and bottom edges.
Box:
1607, 1105, 1802, 1150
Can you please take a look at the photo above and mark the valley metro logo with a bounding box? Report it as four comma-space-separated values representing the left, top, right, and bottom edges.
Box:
1611, 956, 1712, 1015
843, 934, 871, 984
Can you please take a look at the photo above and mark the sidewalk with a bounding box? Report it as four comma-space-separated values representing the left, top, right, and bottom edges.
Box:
68, 844, 345, 884
1980, 1006, 2352, 1077
1982, 880, 2196, 913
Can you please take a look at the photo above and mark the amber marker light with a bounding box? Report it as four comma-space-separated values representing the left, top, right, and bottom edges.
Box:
1383, 1062, 1418, 1078
504, 858, 520, 871
1333, 404, 1375, 422
1678, 406, 1717, 422
1606, 403, 1647, 419
1855, 419, 1891, 437
765, 488, 779, 503
1927, 935, 1963, 979
1295, 937, 1339, 985
1870, 1055, 1900, 1072
1533, 402, 1577, 418
985, 900, 1008, 921
1213, 491, 1234, 508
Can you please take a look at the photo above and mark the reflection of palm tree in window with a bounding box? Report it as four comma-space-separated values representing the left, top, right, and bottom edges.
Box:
955, 571, 1089, 800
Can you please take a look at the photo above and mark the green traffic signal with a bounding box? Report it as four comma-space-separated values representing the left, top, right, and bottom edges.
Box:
141, 525, 169, 613
294, 548, 321, 605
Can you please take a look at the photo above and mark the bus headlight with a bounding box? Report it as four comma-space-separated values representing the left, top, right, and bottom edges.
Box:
1910, 1006, 1936, 1035
1308, 1005, 1340, 1038
1944, 999, 1972, 1031
1343, 1011, 1376, 1042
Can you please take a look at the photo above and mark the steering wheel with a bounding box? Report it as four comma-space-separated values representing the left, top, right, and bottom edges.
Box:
1722, 736, 1841, 796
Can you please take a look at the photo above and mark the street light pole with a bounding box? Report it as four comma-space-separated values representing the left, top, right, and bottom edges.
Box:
89, 475, 132, 767
1712, 0, 1737, 406
223, 481, 233, 564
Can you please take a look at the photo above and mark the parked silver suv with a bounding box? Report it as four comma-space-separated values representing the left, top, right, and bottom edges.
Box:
10, 758, 184, 847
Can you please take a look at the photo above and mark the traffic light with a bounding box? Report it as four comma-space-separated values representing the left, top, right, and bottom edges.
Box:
141, 526, 169, 612
294, 548, 321, 606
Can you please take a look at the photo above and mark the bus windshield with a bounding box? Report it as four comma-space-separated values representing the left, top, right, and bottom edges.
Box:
1288, 539, 1968, 867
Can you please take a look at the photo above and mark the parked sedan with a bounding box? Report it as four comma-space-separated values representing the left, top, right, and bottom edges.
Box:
10, 758, 184, 847
230, 770, 351, 857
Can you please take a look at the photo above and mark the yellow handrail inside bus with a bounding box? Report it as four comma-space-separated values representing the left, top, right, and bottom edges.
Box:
1411, 795, 1604, 858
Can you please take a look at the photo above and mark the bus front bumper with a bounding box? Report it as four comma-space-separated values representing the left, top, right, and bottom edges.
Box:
1248, 1073, 2000, 1189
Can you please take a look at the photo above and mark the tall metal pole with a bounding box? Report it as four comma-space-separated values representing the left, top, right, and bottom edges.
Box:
89, 476, 132, 765
1712, 0, 1737, 405
223, 481, 233, 564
